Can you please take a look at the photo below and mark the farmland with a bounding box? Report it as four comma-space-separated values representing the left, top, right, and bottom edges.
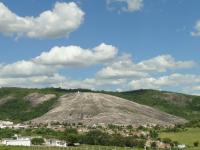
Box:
160, 128, 200, 148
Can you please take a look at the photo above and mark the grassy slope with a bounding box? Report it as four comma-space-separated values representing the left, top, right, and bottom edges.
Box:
0, 87, 92, 122
106, 90, 200, 120
0, 88, 59, 122
160, 128, 200, 147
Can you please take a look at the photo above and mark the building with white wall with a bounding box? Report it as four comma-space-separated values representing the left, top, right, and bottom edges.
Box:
0, 121, 13, 129
45, 139, 67, 147
178, 144, 186, 149
2, 136, 31, 146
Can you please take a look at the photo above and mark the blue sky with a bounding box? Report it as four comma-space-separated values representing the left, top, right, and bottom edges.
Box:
0, 0, 200, 94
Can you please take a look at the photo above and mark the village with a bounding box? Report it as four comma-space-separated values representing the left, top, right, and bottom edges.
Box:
0, 120, 187, 149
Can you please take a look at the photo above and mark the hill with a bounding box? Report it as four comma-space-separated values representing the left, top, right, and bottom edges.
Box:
0, 87, 199, 124
0, 87, 94, 122
31, 92, 186, 126
0, 88, 59, 122
106, 89, 200, 120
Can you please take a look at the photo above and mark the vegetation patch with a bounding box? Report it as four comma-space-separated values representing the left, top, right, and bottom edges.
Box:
106, 89, 200, 120
160, 128, 200, 147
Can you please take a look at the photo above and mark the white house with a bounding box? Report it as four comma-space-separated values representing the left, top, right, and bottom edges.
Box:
0, 121, 13, 129
178, 144, 186, 149
45, 139, 67, 147
2, 135, 31, 146
13, 124, 29, 129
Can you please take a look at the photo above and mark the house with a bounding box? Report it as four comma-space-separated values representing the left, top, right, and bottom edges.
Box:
2, 135, 31, 146
0, 120, 13, 129
132, 131, 149, 138
45, 139, 67, 147
74, 143, 80, 146
77, 127, 89, 133
92, 124, 97, 128
13, 123, 29, 129
157, 141, 171, 149
178, 144, 186, 149
47, 124, 65, 132
145, 140, 171, 149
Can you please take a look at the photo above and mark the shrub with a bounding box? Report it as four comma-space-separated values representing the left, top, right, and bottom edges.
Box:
173, 141, 179, 146
151, 141, 157, 148
150, 130, 158, 139
194, 141, 199, 147
162, 138, 172, 144
31, 138, 45, 145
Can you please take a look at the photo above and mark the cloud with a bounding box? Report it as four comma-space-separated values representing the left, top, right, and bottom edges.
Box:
96, 54, 148, 79
0, 60, 56, 78
0, 74, 66, 88
0, 43, 198, 95
83, 78, 127, 88
137, 55, 195, 72
0, 73, 127, 91
107, 0, 143, 12
129, 73, 200, 92
191, 20, 200, 37
96, 54, 195, 79
0, 2, 84, 39
192, 86, 200, 91
0, 43, 119, 89
34, 43, 118, 67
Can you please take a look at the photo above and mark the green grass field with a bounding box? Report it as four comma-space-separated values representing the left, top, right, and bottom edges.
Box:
0, 145, 142, 150
160, 128, 200, 148
0, 145, 199, 150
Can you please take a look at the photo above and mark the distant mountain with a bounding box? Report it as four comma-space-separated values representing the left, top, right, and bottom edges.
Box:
0, 87, 199, 125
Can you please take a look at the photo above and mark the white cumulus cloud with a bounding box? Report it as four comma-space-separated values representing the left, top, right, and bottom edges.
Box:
0, 74, 66, 88
0, 60, 56, 78
34, 43, 118, 67
0, 43, 198, 95
96, 54, 195, 80
129, 73, 200, 92
137, 55, 195, 72
0, 2, 84, 39
96, 55, 148, 79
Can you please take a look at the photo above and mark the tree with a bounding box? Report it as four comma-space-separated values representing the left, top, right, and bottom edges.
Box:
31, 138, 45, 145
64, 128, 78, 134
83, 130, 111, 145
151, 142, 157, 149
110, 134, 125, 147
150, 130, 158, 139
0, 128, 16, 139
65, 134, 79, 144
194, 141, 199, 147
126, 125, 133, 130
173, 141, 179, 146
162, 138, 172, 144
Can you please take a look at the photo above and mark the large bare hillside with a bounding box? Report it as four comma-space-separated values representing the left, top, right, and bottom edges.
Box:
32, 92, 186, 126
